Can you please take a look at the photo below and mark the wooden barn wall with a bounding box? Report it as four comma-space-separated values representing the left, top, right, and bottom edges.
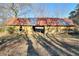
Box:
6, 25, 75, 34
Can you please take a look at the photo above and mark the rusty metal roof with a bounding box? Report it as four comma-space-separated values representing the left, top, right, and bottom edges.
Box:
5, 17, 74, 26
5, 17, 30, 26
36, 18, 74, 26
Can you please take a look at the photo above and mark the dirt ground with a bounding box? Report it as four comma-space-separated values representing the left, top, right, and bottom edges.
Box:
0, 34, 28, 56
0, 32, 79, 56
0, 32, 9, 37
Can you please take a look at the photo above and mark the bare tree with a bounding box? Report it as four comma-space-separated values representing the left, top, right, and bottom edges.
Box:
0, 3, 32, 22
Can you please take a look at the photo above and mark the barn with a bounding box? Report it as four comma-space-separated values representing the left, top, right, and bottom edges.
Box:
35, 18, 75, 34
5, 17, 33, 34
5, 17, 75, 34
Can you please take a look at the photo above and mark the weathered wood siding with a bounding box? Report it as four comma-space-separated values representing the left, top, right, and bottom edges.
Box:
6, 26, 33, 34
45, 26, 75, 34
6, 25, 75, 34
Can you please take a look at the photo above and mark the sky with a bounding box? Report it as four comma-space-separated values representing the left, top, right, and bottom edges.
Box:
20, 3, 77, 18
19, 3, 78, 25
0, 3, 77, 23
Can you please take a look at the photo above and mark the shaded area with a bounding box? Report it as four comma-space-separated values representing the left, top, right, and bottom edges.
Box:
33, 33, 59, 56
32, 26, 45, 33
45, 34, 76, 56
0, 34, 27, 56
0, 34, 22, 45
68, 32, 79, 39
48, 34, 79, 55
27, 40, 39, 56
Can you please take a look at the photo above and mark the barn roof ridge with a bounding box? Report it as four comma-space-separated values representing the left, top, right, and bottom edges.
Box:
5, 17, 74, 26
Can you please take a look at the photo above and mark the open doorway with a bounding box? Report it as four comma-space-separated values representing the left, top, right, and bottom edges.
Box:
32, 26, 45, 33
19, 26, 22, 31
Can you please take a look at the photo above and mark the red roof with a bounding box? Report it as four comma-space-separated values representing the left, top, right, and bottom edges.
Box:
6, 17, 30, 25
63, 18, 74, 25
36, 18, 47, 26
47, 18, 63, 25
6, 17, 74, 26
36, 18, 74, 26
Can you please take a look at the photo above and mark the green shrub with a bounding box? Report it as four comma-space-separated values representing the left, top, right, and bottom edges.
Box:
7, 27, 15, 34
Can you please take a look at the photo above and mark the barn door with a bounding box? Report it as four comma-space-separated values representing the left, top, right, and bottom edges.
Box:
32, 26, 45, 33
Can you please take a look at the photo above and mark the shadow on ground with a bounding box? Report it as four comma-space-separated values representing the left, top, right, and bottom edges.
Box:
36, 34, 59, 56
27, 40, 39, 56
